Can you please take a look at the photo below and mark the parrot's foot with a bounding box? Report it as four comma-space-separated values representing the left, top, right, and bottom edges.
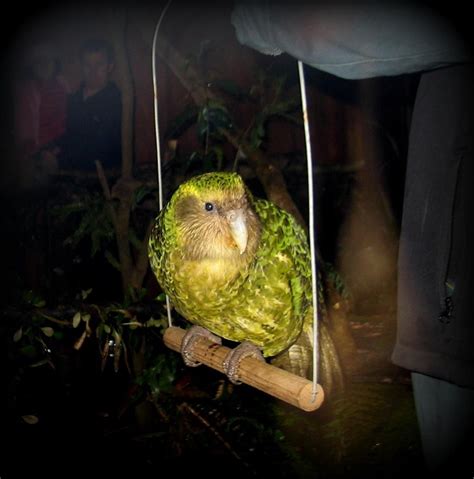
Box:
223, 341, 265, 384
181, 325, 222, 367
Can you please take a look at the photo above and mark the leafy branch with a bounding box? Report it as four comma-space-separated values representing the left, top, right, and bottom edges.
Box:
155, 32, 306, 226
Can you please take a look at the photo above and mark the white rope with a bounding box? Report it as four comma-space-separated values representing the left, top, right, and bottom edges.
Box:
297, 60, 319, 401
152, 0, 173, 328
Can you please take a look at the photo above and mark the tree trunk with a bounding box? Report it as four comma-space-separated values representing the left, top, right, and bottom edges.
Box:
103, 9, 151, 297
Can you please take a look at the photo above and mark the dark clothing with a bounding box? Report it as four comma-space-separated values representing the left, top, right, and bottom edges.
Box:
58, 81, 121, 170
411, 372, 474, 472
392, 64, 474, 388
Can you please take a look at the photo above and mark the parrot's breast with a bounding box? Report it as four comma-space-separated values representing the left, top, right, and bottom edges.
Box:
165, 249, 305, 357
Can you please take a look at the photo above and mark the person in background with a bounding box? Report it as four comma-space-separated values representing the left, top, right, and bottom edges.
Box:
14, 41, 69, 188
43, 38, 122, 172
11, 41, 69, 289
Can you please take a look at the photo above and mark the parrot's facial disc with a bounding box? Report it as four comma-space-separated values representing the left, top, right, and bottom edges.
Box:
173, 182, 261, 262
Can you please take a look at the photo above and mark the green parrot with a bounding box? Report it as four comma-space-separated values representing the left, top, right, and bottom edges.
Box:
148, 172, 343, 392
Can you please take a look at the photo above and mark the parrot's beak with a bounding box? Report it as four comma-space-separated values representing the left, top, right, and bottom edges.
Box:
226, 209, 248, 254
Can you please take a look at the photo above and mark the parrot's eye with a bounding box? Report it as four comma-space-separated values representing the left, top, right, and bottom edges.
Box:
204, 202, 215, 212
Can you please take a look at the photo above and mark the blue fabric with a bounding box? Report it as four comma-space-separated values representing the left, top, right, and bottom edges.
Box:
232, 1, 471, 79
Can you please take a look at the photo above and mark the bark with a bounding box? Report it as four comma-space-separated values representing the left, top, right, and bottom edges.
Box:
109, 8, 135, 179
100, 9, 154, 297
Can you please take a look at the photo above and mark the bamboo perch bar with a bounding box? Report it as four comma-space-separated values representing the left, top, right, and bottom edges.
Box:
163, 326, 324, 412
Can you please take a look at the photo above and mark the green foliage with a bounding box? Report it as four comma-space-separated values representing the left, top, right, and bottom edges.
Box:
9, 287, 178, 409
196, 99, 233, 140
132, 184, 159, 210
51, 181, 158, 288
53, 192, 116, 259
166, 66, 301, 174
10, 292, 63, 369
136, 349, 179, 396
247, 71, 301, 150
181, 99, 231, 173
188, 145, 225, 172
21, 289, 46, 308
323, 260, 350, 300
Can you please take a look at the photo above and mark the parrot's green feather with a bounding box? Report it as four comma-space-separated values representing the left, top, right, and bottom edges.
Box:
149, 172, 343, 389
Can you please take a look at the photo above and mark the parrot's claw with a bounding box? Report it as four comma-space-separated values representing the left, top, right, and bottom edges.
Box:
181, 325, 222, 367
223, 341, 265, 384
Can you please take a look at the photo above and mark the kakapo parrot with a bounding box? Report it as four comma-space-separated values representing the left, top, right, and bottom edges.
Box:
148, 172, 343, 391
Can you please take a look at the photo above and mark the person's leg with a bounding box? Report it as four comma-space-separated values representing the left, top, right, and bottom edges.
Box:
411, 372, 474, 472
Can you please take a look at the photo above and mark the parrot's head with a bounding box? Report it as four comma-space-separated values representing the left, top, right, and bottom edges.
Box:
168, 172, 261, 262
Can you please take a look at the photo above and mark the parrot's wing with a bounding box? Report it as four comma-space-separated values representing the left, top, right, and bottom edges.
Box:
253, 198, 312, 310
254, 199, 344, 393
148, 207, 175, 296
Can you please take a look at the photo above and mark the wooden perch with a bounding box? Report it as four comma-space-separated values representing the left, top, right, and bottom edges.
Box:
163, 326, 324, 412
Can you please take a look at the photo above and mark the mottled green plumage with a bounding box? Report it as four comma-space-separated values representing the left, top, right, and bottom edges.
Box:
149, 172, 342, 390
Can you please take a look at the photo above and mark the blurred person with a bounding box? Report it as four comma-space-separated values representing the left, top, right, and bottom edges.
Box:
13, 41, 69, 187
10, 41, 70, 290
43, 38, 122, 172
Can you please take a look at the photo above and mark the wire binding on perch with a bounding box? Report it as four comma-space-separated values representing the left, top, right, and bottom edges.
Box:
152, 4, 324, 412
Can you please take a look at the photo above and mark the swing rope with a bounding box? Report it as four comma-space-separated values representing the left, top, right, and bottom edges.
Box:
152, 7, 320, 403
297, 60, 320, 401
152, 0, 173, 328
